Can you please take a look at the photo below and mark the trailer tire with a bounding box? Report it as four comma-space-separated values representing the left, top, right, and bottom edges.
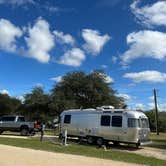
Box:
112, 141, 119, 146
136, 143, 140, 148
96, 137, 104, 146
87, 136, 94, 144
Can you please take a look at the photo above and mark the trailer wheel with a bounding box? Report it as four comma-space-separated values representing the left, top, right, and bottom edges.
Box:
112, 141, 119, 146
96, 137, 104, 146
87, 136, 94, 144
136, 143, 140, 148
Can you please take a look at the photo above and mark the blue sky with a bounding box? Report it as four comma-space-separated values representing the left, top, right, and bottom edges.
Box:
0, 0, 166, 110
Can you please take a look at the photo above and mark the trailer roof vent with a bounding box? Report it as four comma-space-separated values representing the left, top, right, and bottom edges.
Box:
97, 105, 114, 110
83, 108, 96, 111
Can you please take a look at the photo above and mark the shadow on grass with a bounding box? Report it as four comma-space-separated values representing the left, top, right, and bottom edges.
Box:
66, 137, 142, 151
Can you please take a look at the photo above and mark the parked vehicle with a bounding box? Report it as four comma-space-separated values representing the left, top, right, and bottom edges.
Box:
59, 106, 150, 147
0, 115, 37, 136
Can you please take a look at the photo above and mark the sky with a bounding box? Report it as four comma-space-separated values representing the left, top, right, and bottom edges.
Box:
0, 0, 166, 111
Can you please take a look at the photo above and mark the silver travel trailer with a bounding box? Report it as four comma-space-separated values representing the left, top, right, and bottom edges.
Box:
59, 106, 150, 147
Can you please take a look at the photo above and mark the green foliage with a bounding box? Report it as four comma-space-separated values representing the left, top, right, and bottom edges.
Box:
50, 70, 125, 113
0, 94, 21, 116
0, 70, 125, 121
145, 110, 166, 132
22, 86, 51, 121
147, 133, 166, 150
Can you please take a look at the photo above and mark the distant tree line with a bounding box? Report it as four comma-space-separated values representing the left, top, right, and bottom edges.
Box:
145, 111, 166, 132
0, 70, 125, 121
0, 70, 165, 132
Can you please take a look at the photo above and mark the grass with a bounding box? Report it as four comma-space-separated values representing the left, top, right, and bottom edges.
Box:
146, 132, 166, 149
0, 137, 165, 166
1, 128, 58, 136
44, 128, 59, 135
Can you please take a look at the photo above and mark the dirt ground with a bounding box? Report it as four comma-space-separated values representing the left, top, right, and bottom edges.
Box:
110, 145, 166, 160
127, 147, 166, 160
0, 134, 166, 161
0, 144, 144, 166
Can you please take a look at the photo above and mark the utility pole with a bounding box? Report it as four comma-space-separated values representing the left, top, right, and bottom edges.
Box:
153, 89, 159, 135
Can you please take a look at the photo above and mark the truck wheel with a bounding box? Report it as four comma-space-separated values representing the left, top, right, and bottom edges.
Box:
20, 128, 29, 136
96, 137, 104, 146
0, 130, 3, 135
87, 136, 94, 144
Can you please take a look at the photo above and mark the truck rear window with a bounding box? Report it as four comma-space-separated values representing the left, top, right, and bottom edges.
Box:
1, 116, 15, 122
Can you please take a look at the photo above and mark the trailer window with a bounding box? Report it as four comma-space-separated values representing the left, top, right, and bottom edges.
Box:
64, 115, 71, 124
101, 115, 110, 126
128, 118, 140, 128
112, 116, 122, 127
141, 118, 149, 128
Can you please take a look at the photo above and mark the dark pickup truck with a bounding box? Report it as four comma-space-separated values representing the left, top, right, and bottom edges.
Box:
0, 115, 36, 136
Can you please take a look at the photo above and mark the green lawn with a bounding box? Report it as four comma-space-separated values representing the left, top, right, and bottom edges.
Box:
0, 137, 165, 166
146, 133, 166, 149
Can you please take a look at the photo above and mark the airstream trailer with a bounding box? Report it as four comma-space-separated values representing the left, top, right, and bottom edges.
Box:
59, 106, 150, 147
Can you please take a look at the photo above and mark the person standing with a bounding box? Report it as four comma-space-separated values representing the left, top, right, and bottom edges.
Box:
40, 121, 45, 142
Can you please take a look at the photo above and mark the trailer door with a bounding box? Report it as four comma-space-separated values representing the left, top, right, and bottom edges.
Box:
99, 115, 111, 139
111, 115, 123, 141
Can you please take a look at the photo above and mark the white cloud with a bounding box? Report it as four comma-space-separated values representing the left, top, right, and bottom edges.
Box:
58, 48, 85, 67
131, 0, 166, 27
135, 103, 145, 109
112, 56, 118, 64
121, 30, 166, 64
17, 95, 25, 103
101, 65, 107, 69
36, 83, 43, 87
0, 18, 22, 52
0, 0, 60, 14
25, 18, 54, 63
82, 29, 110, 55
147, 102, 154, 109
98, 72, 114, 84
123, 70, 166, 83
50, 76, 62, 83
149, 96, 154, 101
117, 93, 132, 101
53, 30, 75, 46
0, 0, 35, 6
147, 102, 166, 111
159, 104, 166, 111
0, 89, 10, 95
104, 75, 114, 84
